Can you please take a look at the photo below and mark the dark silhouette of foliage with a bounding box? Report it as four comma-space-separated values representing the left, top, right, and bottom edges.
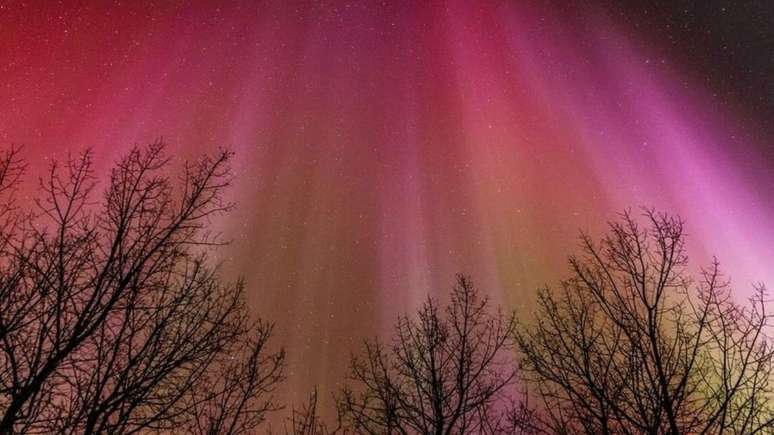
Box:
337, 275, 519, 434
0, 143, 284, 434
515, 210, 774, 434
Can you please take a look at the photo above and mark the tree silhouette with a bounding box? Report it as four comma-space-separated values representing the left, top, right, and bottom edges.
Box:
515, 210, 774, 434
0, 143, 284, 434
272, 389, 345, 435
337, 275, 519, 434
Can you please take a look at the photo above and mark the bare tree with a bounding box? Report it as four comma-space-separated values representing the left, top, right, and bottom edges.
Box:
515, 210, 774, 434
338, 275, 518, 434
0, 143, 284, 434
273, 389, 345, 435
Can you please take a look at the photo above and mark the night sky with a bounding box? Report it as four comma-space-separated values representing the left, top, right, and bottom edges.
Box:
2, 0, 773, 411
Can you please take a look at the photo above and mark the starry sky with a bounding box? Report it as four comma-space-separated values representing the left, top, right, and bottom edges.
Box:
2, 0, 774, 411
